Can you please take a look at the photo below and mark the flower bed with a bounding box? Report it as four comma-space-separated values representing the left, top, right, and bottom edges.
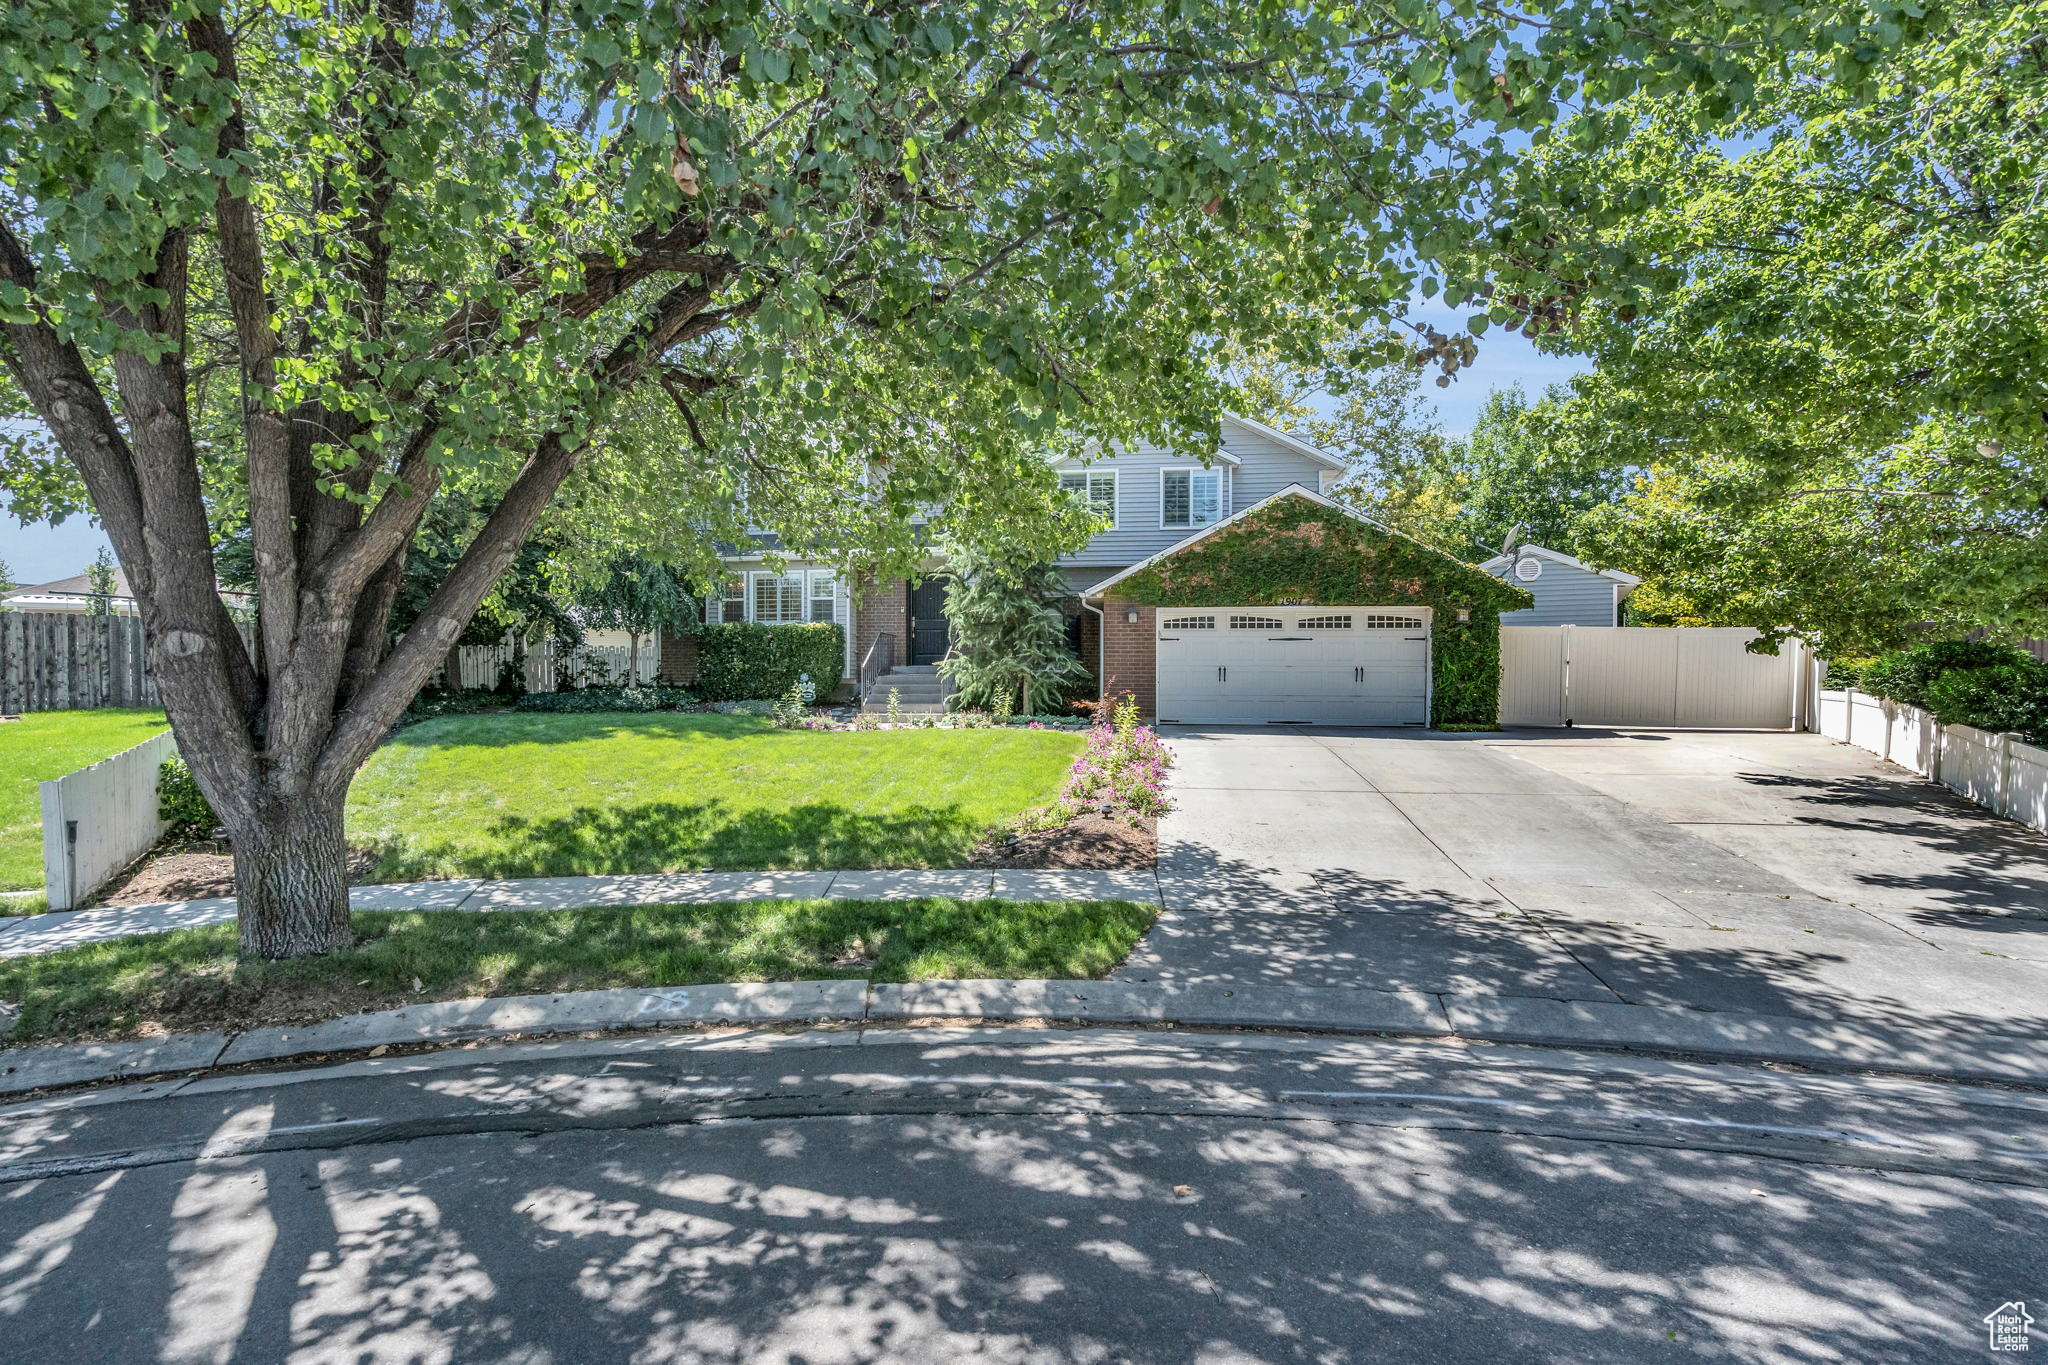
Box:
1020, 695, 1173, 829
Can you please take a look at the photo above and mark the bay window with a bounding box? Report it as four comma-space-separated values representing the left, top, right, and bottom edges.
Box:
751, 572, 806, 623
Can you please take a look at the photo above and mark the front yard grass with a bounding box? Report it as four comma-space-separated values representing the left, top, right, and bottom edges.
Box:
348, 711, 1084, 879
0, 896, 1156, 1045
0, 708, 168, 894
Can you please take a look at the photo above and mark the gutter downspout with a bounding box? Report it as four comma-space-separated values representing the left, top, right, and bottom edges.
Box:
1081, 596, 1108, 702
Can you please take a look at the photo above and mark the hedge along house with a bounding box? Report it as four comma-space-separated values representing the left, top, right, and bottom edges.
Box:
1079, 486, 1532, 726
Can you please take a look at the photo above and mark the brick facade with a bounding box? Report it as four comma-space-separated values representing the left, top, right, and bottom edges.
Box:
1074, 601, 1101, 690
655, 627, 698, 684
1098, 596, 1157, 719
851, 574, 911, 676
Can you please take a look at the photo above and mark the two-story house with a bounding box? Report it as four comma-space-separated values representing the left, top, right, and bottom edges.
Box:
658, 413, 1530, 726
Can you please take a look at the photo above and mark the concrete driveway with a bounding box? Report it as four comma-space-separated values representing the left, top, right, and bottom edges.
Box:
1120, 727, 2048, 1039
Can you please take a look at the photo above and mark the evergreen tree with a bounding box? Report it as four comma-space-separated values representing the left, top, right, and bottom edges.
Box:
0, 555, 14, 610
938, 548, 1093, 714
84, 547, 117, 616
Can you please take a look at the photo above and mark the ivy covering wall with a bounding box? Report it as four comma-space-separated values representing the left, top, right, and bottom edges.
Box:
1108, 494, 1532, 727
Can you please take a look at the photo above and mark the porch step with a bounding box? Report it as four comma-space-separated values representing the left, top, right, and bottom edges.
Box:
887, 665, 939, 676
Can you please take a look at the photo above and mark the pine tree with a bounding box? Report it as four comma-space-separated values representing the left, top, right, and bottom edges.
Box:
938, 546, 1094, 714
84, 547, 118, 617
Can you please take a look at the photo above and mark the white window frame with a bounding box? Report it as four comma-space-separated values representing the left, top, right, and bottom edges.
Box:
750, 571, 806, 624
1059, 469, 1119, 529
808, 571, 838, 624
1159, 465, 1228, 530
715, 576, 746, 624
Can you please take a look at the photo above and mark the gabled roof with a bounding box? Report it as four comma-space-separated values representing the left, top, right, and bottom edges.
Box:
1219, 413, 1349, 470
1479, 543, 1642, 588
10, 567, 136, 598
1078, 483, 1475, 598
1047, 413, 1351, 472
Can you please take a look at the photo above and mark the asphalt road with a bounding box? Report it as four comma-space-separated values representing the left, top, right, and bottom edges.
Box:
3, 1025, 2045, 1363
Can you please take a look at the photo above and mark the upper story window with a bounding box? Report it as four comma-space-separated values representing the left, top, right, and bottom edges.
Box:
1162, 468, 1225, 529
1059, 470, 1118, 527
752, 572, 806, 623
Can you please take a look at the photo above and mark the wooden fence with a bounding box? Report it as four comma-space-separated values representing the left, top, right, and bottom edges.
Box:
2, 609, 655, 714
1, 611, 157, 712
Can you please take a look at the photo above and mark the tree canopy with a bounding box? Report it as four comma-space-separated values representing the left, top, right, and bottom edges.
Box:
0, 0, 1943, 956
1522, 1, 2048, 649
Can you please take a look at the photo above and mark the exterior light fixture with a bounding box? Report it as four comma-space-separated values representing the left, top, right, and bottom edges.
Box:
1125, 605, 1141, 625
1456, 608, 1471, 623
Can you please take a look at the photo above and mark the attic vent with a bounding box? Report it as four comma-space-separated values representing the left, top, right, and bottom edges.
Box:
1362, 614, 1424, 629
1299, 615, 1353, 630
1160, 615, 1215, 631
1514, 556, 1544, 582
1229, 615, 1284, 630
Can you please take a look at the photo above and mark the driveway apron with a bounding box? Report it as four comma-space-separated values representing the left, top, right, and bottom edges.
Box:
1121, 726, 2048, 1040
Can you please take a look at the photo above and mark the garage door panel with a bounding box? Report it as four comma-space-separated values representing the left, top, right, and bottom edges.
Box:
1156, 607, 1429, 726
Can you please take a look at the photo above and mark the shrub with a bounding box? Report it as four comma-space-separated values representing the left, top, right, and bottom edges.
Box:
693, 622, 844, 702
1859, 639, 2031, 710
158, 758, 217, 836
514, 684, 697, 714
1029, 694, 1174, 826
1923, 663, 2048, 742
1821, 657, 1874, 690
402, 687, 505, 722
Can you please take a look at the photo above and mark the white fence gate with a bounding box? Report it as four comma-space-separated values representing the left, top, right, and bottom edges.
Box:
1500, 626, 1802, 729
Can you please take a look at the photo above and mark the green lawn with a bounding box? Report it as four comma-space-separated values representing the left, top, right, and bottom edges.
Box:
348, 711, 1083, 880
0, 896, 1156, 1044
1, 709, 169, 893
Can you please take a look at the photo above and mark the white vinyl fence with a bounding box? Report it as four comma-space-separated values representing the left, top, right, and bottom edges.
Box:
1501, 625, 1805, 729
39, 728, 177, 910
1816, 688, 2048, 837
443, 635, 660, 692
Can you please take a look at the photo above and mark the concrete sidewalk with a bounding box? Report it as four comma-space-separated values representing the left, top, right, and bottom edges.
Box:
0, 867, 1163, 959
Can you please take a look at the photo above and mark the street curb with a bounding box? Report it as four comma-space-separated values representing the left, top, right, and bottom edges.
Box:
217, 980, 872, 1066
5, 977, 2048, 1098
867, 979, 1452, 1035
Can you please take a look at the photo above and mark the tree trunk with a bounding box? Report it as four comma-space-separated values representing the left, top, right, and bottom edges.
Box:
233, 790, 354, 959
629, 631, 640, 681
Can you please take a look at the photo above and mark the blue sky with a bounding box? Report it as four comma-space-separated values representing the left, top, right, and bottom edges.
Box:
1406, 306, 1594, 438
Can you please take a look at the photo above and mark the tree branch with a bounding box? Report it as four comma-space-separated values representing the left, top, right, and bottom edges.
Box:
187, 9, 299, 685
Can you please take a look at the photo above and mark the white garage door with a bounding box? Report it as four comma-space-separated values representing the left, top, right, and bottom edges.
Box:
1156, 607, 1430, 725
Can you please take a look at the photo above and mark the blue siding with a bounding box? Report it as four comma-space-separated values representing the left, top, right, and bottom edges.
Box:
1490, 561, 1622, 626
1052, 419, 1337, 577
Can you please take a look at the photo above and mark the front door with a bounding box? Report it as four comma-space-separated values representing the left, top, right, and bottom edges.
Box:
909, 577, 951, 663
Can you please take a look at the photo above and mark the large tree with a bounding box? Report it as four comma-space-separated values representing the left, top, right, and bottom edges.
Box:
0, 0, 1922, 956
1521, 1, 2048, 644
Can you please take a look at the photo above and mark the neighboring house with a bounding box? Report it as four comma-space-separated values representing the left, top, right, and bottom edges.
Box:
1477, 544, 1640, 627
3, 567, 140, 615
655, 414, 1533, 724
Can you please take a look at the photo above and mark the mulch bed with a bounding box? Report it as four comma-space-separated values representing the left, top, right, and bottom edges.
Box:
969, 813, 1156, 870
90, 842, 379, 908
